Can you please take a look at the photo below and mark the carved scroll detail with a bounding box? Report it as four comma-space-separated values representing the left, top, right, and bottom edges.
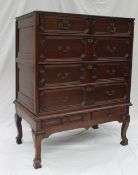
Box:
57, 72, 69, 80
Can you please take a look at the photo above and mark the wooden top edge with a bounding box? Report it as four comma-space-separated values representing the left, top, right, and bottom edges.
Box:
15, 10, 135, 21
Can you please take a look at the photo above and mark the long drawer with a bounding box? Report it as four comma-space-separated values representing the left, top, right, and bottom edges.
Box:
38, 62, 130, 88
39, 82, 129, 113
39, 35, 131, 62
39, 13, 133, 35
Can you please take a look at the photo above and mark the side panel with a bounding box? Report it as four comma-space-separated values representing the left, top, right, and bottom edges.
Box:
16, 15, 35, 112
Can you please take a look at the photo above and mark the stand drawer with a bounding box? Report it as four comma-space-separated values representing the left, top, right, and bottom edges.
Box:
92, 106, 127, 124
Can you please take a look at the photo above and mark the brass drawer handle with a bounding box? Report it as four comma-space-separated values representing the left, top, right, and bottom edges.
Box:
58, 20, 71, 30
88, 39, 93, 43
107, 23, 115, 33
106, 69, 117, 76
106, 90, 115, 96
58, 46, 70, 53
87, 65, 97, 71
57, 72, 69, 80
87, 65, 93, 70
106, 46, 117, 53
86, 87, 92, 92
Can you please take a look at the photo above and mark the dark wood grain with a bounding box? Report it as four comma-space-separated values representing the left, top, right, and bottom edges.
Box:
15, 11, 134, 169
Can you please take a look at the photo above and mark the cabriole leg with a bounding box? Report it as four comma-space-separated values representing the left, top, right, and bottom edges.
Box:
15, 113, 22, 144
120, 115, 130, 146
32, 130, 43, 169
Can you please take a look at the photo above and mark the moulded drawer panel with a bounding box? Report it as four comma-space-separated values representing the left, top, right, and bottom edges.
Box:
93, 19, 133, 35
39, 36, 88, 62
39, 87, 87, 113
38, 64, 86, 88
84, 62, 130, 82
93, 83, 129, 103
39, 14, 90, 34
94, 37, 131, 59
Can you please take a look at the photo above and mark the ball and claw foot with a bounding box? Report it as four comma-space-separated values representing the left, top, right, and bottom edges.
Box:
120, 138, 128, 146
92, 125, 99, 129
16, 136, 22, 144
85, 127, 90, 130
33, 159, 42, 169
15, 114, 23, 144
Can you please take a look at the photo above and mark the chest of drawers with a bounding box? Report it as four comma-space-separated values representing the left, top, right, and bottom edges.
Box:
14, 11, 134, 169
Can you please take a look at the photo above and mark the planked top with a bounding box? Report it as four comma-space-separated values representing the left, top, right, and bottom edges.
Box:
16, 10, 135, 21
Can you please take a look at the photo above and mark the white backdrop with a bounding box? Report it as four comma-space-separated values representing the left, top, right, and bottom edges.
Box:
0, 0, 138, 175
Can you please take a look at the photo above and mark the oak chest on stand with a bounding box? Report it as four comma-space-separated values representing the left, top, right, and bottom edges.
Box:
14, 11, 134, 169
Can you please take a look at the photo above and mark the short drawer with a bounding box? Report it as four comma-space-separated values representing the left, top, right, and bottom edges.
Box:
43, 113, 91, 130
39, 14, 90, 34
39, 36, 88, 62
93, 82, 129, 103
85, 62, 130, 82
69, 114, 87, 122
39, 86, 87, 112
92, 106, 127, 124
94, 37, 131, 60
93, 19, 133, 35
42, 117, 68, 132
68, 113, 91, 129
38, 64, 85, 88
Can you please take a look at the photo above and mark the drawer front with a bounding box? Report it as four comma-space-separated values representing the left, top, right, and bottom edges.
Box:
94, 37, 131, 59
39, 36, 88, 62
39, 87, 87, 112
43, 113, 91, 129
67, 113, 91, 129
39, 14, 90, 34
39, 64, 87, 88
85, 62, 130, 82
92, 106, 127, 124
93, 20, 132, 35
93, 83, 129, 103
